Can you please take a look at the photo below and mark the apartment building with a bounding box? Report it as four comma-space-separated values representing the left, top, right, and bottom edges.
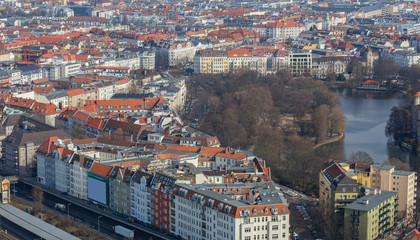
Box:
252, 20, 305, 40
141, 78, 187, 111
193, 50, 229, 74
342, 162, 372, 188
172, 182, 290, 240
319, 160, 362, 220
37, 137, 93, 200
371, 164, 417, 221
385, 50, 420, 67
193, 49, 269, 75
2, 116, 70, 177
130, 171, 153, 224
155, 41, 197, 67
289, 53, 312, 77
109, 167, 133, 216
344, 190, 398, 240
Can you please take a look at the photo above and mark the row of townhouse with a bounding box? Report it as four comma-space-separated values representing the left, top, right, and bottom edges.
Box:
36, 137, 289, 240
56, 109, 182, 141
381, 49, 420, 67
195, 48, 381, 78
2, 64, 44, 86
194, 49, 311, 76
65, 16, 111, 27
5, 97, 62, 126
252, 20, 306, 40
35, 78, 130, 109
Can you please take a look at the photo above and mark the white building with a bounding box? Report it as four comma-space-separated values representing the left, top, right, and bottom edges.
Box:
130, 171, 153, 224
37, 137, 94, 200
155, 41, 197, 67
172, 183, 290, 240
95, 81, 115, 100
385, 50, 420, 67
252, 20, 305, 40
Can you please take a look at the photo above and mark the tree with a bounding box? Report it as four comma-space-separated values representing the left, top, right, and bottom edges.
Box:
337, 74, 346, 82
32, 186, 44, 213
347, 60, 365, 85
313, 104, 330, 143
329, 107, 346, 136
373, 57, 400, 81
400, 64, 420, 90
348, 151, 373, 164
313, 90, 338, 108
386, 106, 411, 144
326, 63, 336, 82
383, 158, 411, 171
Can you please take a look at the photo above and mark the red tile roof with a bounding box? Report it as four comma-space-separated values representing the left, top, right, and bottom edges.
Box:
31, 102, 60, 115
66, 88, 84, 97
89, 162, 113, 178
86, 117, 106, 130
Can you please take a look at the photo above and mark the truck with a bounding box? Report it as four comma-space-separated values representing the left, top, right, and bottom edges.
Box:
113, 225, 134, 238
55, 203, 66, 212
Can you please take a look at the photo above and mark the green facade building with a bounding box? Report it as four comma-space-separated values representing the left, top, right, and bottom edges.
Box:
344, 190, 398, 240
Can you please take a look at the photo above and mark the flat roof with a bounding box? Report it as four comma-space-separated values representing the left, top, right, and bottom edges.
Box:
0, 204, 81, 240
344, 190, 397, 212
393, 170, 415, 177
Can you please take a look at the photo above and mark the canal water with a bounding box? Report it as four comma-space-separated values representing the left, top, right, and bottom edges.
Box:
332, 88, 420, 171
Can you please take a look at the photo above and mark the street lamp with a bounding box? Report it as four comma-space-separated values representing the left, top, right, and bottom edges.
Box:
97, 216, 102, 232
67, 203, 72, 218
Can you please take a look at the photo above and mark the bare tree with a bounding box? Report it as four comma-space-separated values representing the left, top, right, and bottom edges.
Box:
383, 158, 411, 171
313, 104, 330, 143
348, 151, 373, 164
32, 186, 44, 213
329, 107, 346, 136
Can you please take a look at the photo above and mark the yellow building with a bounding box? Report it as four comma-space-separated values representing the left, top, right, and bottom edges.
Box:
319, 160, 362, 220
193, 50, 229, 74
345, 162, 373, 188
344, 189, 398, 240
0, 178, 10, 204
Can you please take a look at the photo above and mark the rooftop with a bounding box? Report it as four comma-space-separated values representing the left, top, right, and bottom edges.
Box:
344, 190, 397, 212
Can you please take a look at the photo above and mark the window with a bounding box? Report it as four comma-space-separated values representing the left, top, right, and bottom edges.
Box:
272, 234, 278, 239
272, 225, 278, 230
245, 237, 251, 240
282, 224, 286, 229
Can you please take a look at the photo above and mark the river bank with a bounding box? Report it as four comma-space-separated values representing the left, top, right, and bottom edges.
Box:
313, 132, 344, 149
318, 87, 420, 171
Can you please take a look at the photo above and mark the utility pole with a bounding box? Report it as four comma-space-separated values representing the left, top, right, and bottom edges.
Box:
97, 216, 102, 232
67, 203, 72, 218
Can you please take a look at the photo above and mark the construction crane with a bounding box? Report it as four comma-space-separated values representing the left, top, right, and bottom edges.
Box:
280, 15, 301, 43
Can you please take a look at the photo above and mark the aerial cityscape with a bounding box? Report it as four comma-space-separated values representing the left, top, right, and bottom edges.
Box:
0, 0, 418, 239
